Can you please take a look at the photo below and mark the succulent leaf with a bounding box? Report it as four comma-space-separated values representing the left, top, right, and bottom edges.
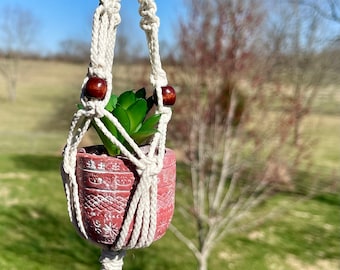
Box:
105, 95, 118, 112
101, 116, 119, 137
92, 117, 119, 156
139, 114, 161, 132
127, 99, 148, 132
117, 91, 136, 109
93, 89, 161, 156
132, 129, 158, 145
112, 105, 131, 133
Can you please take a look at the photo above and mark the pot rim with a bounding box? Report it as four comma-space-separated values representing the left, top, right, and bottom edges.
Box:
78, 145, 174, 158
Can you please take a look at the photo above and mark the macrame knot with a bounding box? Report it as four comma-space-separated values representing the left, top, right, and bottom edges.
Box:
101, 0, 121, 21
99, 250, 125, 270
137, 155, 160, 177
107, 3, 122, 26
150, 69, 168, 88
101, 0, 121, 12
88, 64, 107, 80
139, 1, 159, 32
81, 99, 106, 119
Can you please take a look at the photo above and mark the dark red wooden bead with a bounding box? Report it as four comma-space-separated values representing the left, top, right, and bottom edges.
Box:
153, 85, 176, 106
84, 77, 107, 100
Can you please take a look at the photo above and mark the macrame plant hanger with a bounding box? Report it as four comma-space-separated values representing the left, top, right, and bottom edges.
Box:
61, 0, 174, 269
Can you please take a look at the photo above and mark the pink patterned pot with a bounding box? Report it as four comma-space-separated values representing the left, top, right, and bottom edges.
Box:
72, 145, 176, 248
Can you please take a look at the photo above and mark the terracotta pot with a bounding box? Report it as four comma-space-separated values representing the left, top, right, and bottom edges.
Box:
68, 145, 176, 248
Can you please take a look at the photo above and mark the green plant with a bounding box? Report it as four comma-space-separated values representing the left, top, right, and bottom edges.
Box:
92, 88, 161, 156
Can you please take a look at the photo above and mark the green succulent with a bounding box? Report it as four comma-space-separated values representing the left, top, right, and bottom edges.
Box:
92, 88, 160, 156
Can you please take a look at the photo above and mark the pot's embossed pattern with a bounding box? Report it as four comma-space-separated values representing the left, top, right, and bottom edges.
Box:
74, 148, 176, 246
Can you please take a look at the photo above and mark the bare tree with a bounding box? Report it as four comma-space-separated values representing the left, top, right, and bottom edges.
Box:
167, 0, 338, 267
167, 1, 303, 270
264, 1, 332, 147
297, 0, 340, 23
0, 5, 38, 101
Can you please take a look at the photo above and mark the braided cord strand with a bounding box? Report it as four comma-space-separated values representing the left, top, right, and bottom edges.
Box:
139, 0, 173, 245
62, 110, 92, 237
138, 0, 171, 162
62, 0, 122, 239
114, 0, 172, 250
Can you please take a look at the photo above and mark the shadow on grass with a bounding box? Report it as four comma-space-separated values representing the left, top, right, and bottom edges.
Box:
9, 155, 62, 171
313, 193, 340, 206
0, 204, 179, 270
0, 205, 99, 269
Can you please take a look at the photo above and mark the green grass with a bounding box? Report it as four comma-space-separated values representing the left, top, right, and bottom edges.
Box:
0, 154, 339, 269
0, 154, 99, 269
0, 60, 85, 155
304, 114, 340, 169
0, 60, 339, 269
205, 194, 340, 270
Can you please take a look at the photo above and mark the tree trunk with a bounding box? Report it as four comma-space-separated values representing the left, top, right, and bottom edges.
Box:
198, 252, 209, 270
8, 77, 17, 102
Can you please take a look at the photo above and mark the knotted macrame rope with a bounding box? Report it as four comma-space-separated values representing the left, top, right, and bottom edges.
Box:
100, 250, 126, 270
62, 0, 171, 252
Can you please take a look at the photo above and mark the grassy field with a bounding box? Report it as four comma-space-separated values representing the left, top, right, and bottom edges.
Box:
0, 60, 339, 269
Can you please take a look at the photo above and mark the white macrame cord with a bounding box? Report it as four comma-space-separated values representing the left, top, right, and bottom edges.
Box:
62, 0, 172, 250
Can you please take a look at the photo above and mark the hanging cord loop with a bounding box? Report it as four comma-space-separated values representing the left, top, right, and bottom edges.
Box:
62, 0, 172, 250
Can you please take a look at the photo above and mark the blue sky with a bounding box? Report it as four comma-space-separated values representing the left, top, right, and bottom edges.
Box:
0, 0, 184, 54
1, 1, 339, 55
